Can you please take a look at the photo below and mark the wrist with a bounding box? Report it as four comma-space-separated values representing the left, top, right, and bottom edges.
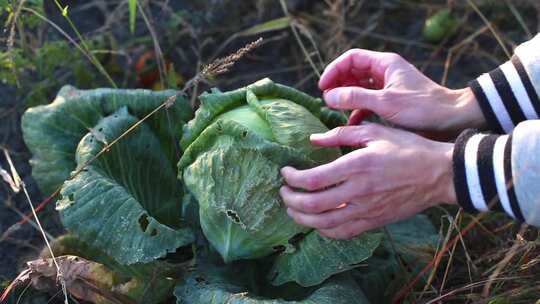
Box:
433, 142, 458, 205
452, 87, 486, 131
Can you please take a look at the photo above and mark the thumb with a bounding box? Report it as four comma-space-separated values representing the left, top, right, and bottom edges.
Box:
324, 87, 385, 111
310, 124, 382, 147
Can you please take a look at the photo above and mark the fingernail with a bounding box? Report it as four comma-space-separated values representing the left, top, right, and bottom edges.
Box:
310, 133, 324, 141
280, 166, 293, 176
286, 208, 293, 216
324, 89, 339, 106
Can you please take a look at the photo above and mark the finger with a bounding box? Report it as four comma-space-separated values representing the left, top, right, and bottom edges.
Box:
279, 182, 355, 214
318, 217, 390, 240
347, 109, 374, 126
310, 124, 383, 147
338, 77, 371, 88
286, 203, 360, 229
285, 190, 389, 223
323, 86, 385, 111
319, 49, 392, 91
280, 151, 369, 190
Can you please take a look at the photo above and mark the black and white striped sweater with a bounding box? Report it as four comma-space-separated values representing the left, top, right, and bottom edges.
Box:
454, 34, 540, 225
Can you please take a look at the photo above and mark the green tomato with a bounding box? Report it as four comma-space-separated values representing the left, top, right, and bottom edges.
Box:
423, 8, 459, 43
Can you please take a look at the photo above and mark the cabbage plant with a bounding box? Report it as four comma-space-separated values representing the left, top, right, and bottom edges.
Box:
21, 80, 439, 304
22, 86, 195, 265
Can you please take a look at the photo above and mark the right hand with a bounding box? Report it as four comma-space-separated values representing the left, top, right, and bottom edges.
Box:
319, 49, 486, 136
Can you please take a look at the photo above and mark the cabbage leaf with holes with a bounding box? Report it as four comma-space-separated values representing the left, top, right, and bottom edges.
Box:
22, 87, 195, 265
22, 86, 192, 195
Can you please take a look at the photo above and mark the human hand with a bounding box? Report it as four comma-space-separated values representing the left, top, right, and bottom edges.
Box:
280, 123, 457, 239
319, 49, 486, 136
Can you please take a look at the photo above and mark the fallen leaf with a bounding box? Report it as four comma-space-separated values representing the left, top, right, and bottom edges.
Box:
0, 166, 20, 193
1, 255, 136, 304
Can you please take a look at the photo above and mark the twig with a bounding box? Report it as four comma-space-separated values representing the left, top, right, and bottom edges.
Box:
21, 7, 116, 87
137, 1, 167, 88
3, 197, 54, 241
6, 0, 27, 88
504, 0, 533, 39
441, 26, 489, 85
392, 212, 488, 303
482, 224, 528, 297
199, 38, 263, 78
51, 0, 117, 87
279, 0, 321, 78
425, 276, 527, 304
439, 212, 462, 294
0, 191, 58, 243
1, 149, 69, 304
421, 212, 455, 299
466, 0, 512, 59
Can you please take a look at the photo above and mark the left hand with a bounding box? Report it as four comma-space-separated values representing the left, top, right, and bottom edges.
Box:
279, 123, 457, 239
317, 49, 485, 137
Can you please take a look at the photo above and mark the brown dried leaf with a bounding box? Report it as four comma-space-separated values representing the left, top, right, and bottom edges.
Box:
0, 166, 20, 193
2, 255, 136, 304
1, 148, 22, 192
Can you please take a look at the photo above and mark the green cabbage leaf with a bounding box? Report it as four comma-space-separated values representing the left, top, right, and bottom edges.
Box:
268, 231, 383, 287
174, 261, 371, 304
352, 215, 439, 303
22, 85, 192, 195
22, 87, 195, 265
57, 107, 194, 264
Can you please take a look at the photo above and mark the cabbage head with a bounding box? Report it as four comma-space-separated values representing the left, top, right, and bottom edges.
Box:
178, 78, 346, 262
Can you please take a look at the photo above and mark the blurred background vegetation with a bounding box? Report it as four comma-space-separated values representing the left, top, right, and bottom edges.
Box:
1, 0, 540, 303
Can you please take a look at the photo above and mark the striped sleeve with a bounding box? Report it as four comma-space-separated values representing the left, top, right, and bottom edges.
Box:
468, 34, 540, 133
452, 130, 524, 221
453, 34, 540, 224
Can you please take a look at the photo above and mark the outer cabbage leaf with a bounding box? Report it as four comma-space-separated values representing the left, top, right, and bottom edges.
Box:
22, 85, 192, 195
180, 78, 324, 149
174, 262, 370, 304
268, 231, 383, 287
352, 215, 439, 303
57, 108, 194, 265
180, 120, 313, 262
